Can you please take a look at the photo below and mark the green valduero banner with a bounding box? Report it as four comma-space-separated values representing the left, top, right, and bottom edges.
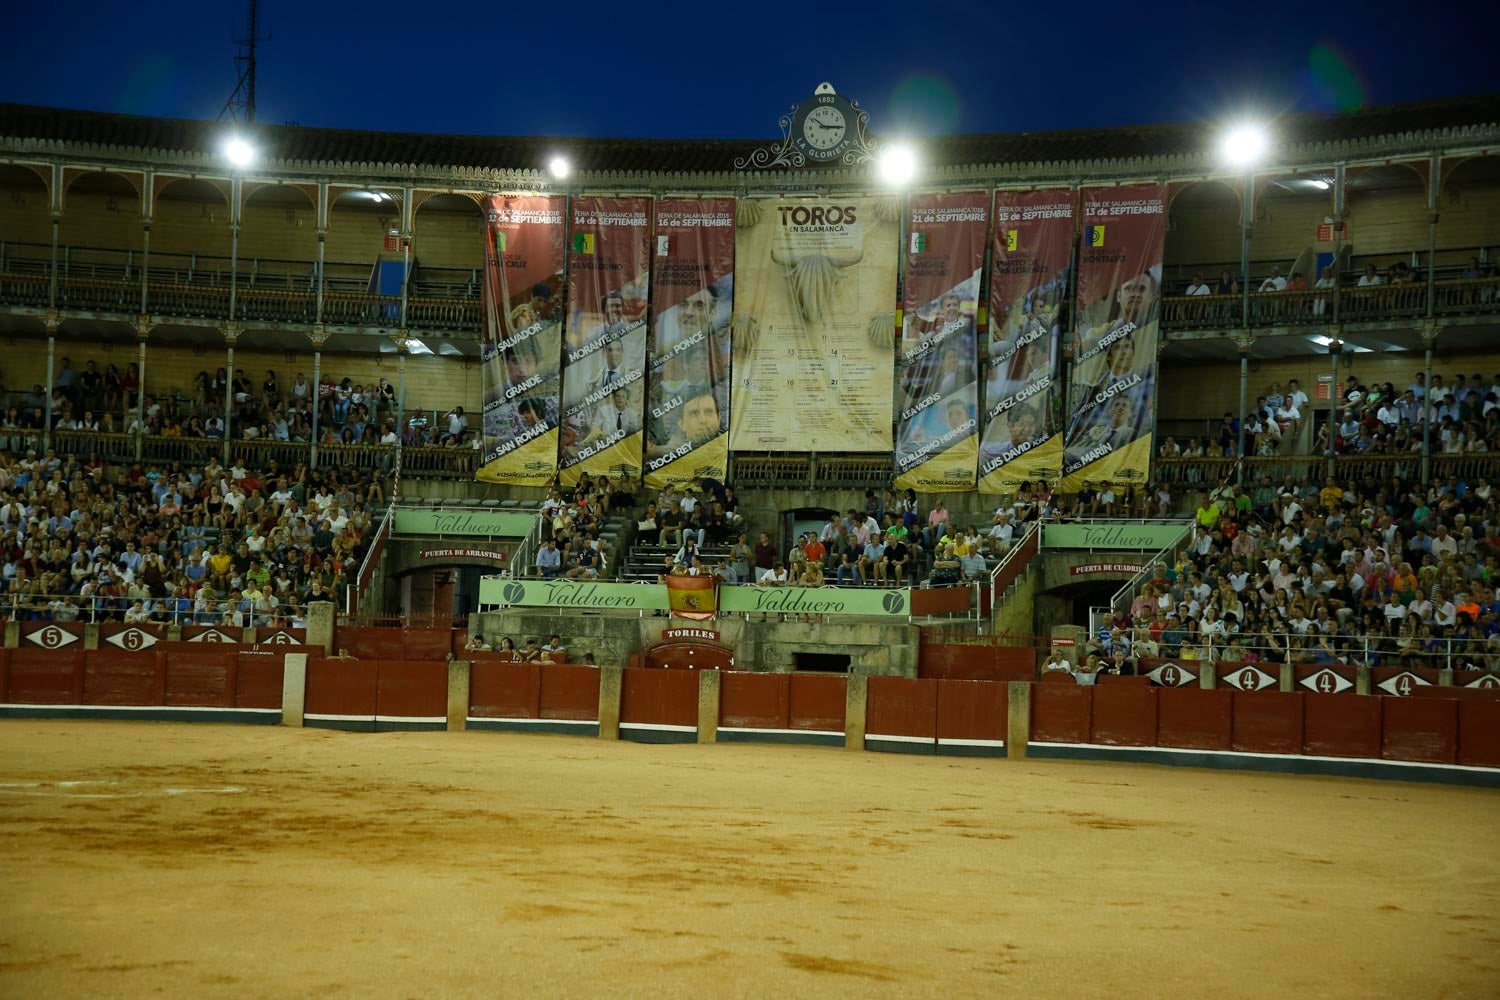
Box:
1062, 184, 1167, 491
980, 190, 1074, 493
894, 193, 985, 492
558, 197, 650, 487
718, 585, 909, 617
729, 197, 898, 452
478, 195, 567, 487
393, 508, 535, 536
476, 579, 913, 617
645, 198, 734, 489
479, 578, 670, 610
1042, 522, 1188, 549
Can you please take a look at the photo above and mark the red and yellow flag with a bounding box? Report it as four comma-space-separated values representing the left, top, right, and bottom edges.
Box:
665, 575, 717, 621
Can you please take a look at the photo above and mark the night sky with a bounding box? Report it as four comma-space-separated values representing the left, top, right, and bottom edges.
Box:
1, 1, 1488, 141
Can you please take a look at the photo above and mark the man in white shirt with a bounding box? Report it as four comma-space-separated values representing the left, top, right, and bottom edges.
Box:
1259, 267, 1288, 292
1358, 264, 1382, 287
1184, 272, 1211, 296
988, 512, 1015, 554
1430, 525, 1458, 561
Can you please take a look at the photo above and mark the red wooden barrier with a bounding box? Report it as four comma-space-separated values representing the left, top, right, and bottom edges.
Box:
919, 644, 1036, 682
1380, 697, 1458, 764
165, 651, 234, 708
1370, 667, 1441, 697
935, 679, 1007, 747
17, 622, 86, 651
234, 652, 284, 709
0, 649, 7, 702
336, 626, 452, 661
1031, 684, 1091, 744
1302, 694, 1382, 758
1156, 688, 1232, 751
620, 668, 697, 729
1293, 663, 1357, 695
1231, 691, 1304, 754
908, 588, 972, 616
539, 665, 599, 722
1090, 684, 1157, 746
305, 658, 378, 718
1457, 702, 1500, 767
719, 672, 791, 730
469, 661, 540, 718
866, 677, 938, 743
1215, 661, 1280, 693
5, 648, 85, 704
98, 623, 169, 652
376, 660, 448, 720
1457, 671, 1500, 691
788, 674, 847, 732
82, 651, 162, 706
645, 643, 736, 671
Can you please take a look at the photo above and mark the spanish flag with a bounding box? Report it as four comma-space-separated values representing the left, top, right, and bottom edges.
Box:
665, 575, 717, 620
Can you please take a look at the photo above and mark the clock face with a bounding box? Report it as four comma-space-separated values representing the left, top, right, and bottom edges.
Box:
801, 106, 847, 151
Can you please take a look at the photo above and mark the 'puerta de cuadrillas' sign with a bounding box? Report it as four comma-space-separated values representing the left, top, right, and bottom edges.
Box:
394, 509, 537, 537
1041, 523, 1189, 550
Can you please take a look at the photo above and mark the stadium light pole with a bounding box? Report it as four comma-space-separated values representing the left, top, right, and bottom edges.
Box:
221, 135, 256, 462
1221, 124, 1269, 476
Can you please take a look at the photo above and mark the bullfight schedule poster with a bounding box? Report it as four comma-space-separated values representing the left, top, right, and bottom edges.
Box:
978, 189, 1074, 492
729, 197, 898, 452
894, 192, 985, 491
557, 197, 650, 487
477, 194, 567, 487
1062, 183, 1166, 491
645, 198, 735, 489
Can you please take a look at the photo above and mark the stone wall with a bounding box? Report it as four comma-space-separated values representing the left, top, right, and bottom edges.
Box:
471, 611, 919, 677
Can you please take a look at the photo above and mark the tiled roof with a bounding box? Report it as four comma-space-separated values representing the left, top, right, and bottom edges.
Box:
1, 94, 1497, 174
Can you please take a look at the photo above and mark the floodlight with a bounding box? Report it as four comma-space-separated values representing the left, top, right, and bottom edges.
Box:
223, 136, 257, 169
1220, 124, 1269, 168
548, 156, 571, 179
877, 143, 918, 186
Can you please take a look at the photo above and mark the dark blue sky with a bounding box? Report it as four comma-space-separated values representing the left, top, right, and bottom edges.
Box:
1, 1, 1487, 140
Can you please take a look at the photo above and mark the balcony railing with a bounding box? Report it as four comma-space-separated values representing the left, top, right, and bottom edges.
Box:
34, 429, 481, 480
0, 267, 481, 333
1160, 276, 1500, 332
1156, 453, 1498, 488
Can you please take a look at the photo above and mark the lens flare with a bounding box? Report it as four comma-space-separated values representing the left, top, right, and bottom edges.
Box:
889, 74, 960, 134
1302, 43, 1368, 112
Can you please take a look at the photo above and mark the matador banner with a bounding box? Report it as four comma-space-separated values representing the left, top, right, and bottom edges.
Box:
477, 195, 567, 487
558, 197, 650, 487
979, 190, 1074, 493
729, 197, 898, 452
1062, 183, 1166, 490
645, 198, 735, 489
894, 192, 985, 492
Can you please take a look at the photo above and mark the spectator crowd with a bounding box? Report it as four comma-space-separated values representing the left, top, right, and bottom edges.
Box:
1, 446, 384, 625
1080, 470, 1500, 676
2, 356, 475, 451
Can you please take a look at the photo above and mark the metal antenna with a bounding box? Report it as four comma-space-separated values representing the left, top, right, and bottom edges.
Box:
218, 0, 266, 123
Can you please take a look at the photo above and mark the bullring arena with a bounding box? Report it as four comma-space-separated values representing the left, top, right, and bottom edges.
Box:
4, 60, 1500, 997
4, 720, 1499, 999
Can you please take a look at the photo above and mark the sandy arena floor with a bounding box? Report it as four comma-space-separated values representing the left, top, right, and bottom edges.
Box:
0, 722, 1497, 999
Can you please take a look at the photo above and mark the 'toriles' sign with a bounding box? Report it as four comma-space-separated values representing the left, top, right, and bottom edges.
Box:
662, 627, 721, 642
